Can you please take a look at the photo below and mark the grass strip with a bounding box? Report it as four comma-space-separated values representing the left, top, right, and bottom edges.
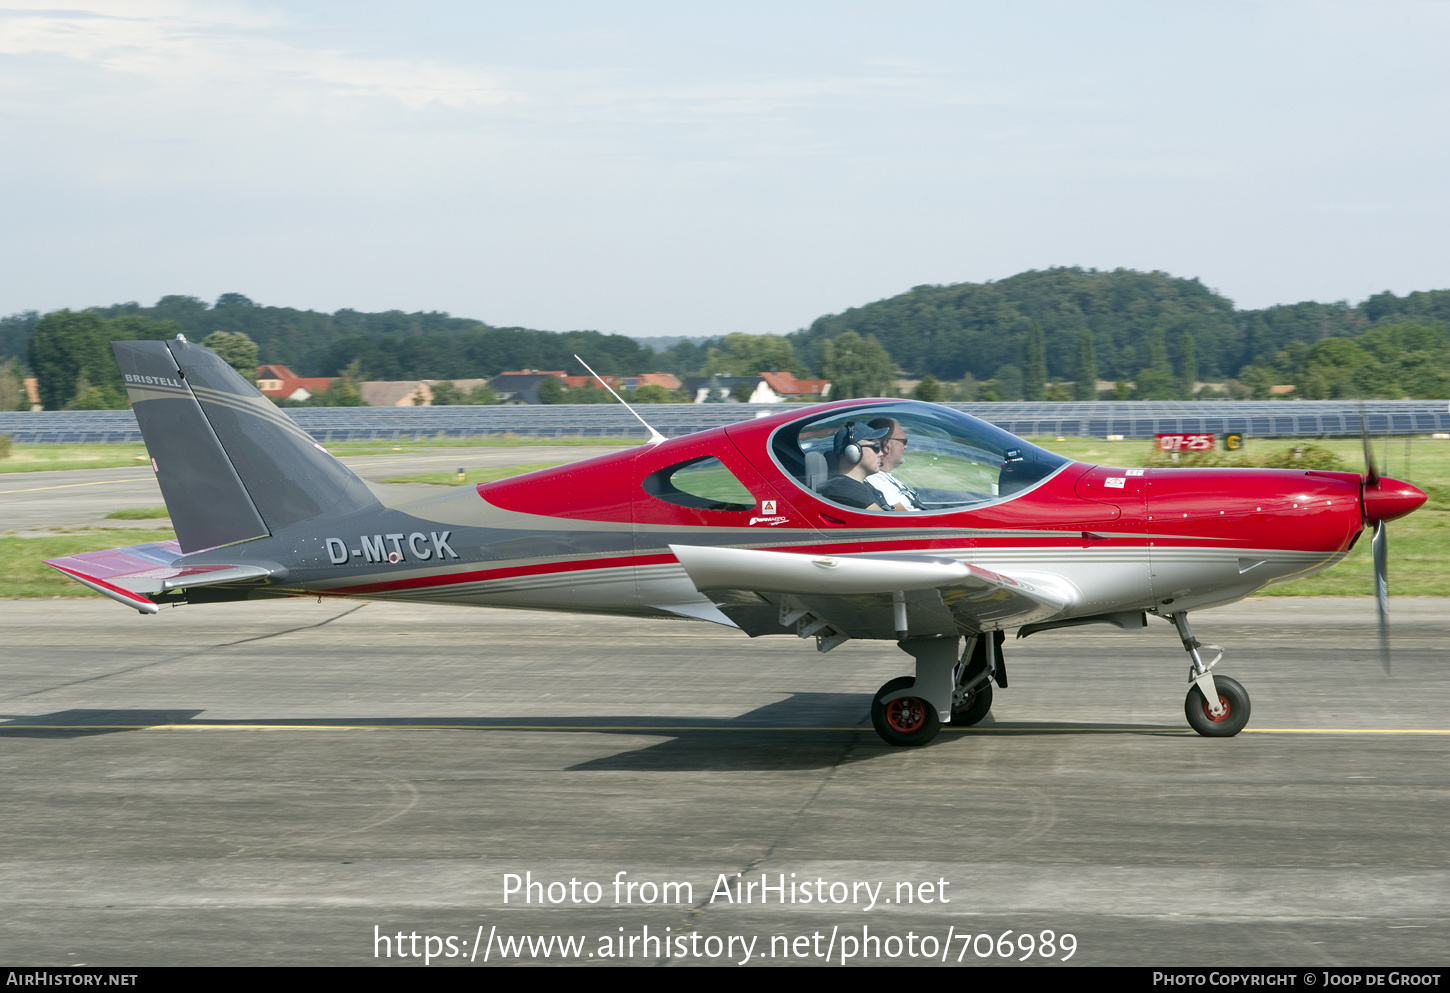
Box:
104, 507, 170, 520
0, 443, 153, 474
1, 530, 176, 598
382, 462, 568, 486
325, 435, 640, 454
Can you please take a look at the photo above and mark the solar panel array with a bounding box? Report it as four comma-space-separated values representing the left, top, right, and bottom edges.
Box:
2, 400, 1448, 445
947, 400, 1450, 440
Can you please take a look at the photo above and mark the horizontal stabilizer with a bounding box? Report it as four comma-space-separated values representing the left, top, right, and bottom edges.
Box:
46, 541, 287, 613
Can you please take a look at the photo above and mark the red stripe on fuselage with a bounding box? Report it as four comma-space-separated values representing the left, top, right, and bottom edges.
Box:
324, 553, 639, 595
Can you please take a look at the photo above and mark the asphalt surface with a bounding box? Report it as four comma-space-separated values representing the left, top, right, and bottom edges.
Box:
0, 597, 1446, 968
1, 452, 1447, 968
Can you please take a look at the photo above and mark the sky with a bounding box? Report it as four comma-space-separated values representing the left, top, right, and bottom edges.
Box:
0, 1, 1447, 336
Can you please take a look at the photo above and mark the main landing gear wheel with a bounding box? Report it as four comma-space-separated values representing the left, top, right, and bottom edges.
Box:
871, 676, 942, 747
951, 681, 993, 727
1185, 675, 1251, 737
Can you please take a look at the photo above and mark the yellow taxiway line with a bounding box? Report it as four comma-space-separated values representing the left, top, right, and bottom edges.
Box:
0, 478, 135, 495
1, 723, 1446, 735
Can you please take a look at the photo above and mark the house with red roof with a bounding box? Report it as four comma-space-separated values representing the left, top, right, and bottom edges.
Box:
682, 371, 831, 403
758, 371, 830, 401
256, 365, 334, 402
493, 370, 683, 403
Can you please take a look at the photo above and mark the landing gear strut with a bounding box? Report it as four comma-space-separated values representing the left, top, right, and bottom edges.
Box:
1170, 612, 1250, 737
871, 632, 1006, 746
951, 632, 1003, 726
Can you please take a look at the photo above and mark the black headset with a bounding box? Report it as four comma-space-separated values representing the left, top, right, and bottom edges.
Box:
834, 422, 864, 465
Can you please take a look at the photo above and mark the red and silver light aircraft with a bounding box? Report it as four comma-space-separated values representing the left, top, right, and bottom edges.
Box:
46, 338, 1428, 745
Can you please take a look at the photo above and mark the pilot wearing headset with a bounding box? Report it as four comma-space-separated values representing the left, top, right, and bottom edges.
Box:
817, 422, 891, 511
865, 416, 924, 512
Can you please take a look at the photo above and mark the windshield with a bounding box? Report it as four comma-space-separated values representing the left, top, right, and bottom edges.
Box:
769, 402, 1070, 513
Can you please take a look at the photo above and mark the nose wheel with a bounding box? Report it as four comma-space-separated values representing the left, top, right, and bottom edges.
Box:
1185, 675, 1251, 737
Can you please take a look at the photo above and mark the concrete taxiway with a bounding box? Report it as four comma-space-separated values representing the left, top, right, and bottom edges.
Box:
0, 595, 1447, 967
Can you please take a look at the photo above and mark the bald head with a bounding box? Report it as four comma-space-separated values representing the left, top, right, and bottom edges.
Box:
868, 417, 907, 472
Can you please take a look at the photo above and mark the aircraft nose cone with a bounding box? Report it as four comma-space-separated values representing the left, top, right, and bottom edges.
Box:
1362, 476, 1428, 524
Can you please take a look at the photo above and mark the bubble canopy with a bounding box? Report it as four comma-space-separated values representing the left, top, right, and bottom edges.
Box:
769, 401, 1071, 513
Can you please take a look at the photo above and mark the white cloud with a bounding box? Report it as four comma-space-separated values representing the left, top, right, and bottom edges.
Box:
0, 2, 1446, 326
0, 0, 513, 110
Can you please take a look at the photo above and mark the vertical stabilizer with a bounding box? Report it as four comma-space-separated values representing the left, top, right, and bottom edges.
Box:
114, 340, 268, 552
114, 339, 378, 553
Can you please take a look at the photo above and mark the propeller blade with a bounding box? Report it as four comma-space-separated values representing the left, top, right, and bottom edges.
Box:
1360, 407, 1379, 487
1372, 520, 1390, 675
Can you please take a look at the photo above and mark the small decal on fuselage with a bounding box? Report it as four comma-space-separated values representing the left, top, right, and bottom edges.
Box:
761, 500, 777, 515
1125, 469, 1145, 476
1104, 477, 1127, 489
749, 516, 790, 526
324, 532, 459, 565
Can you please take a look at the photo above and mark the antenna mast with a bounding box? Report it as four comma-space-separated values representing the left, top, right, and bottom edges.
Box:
573, 354, 667, 445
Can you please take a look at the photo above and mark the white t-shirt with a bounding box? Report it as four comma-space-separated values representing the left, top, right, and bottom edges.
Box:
866, 471, 923, 511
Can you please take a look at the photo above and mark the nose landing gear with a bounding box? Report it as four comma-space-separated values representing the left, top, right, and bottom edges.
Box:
1170, 612, 1251, 737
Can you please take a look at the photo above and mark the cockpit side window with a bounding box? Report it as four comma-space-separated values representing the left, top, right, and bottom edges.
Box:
770, 402, 1069, 513
643, 456, 756, 511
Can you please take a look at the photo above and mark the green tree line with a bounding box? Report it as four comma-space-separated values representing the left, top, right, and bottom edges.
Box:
790, 267, 1450, 389
5, 271, 1449, 409
87, 293, 658, 381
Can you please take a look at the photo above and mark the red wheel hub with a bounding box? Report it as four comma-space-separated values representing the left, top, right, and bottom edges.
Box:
1202, 695, 1231, 722
885, 696, 927, 734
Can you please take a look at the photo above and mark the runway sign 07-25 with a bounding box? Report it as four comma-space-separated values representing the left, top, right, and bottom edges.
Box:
1155, 433, 1247, 452
1155, 433, 1217, 452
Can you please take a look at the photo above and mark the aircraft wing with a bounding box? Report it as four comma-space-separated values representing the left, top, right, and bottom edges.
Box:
45, 541, 286, 614
668, 544, 1071, 644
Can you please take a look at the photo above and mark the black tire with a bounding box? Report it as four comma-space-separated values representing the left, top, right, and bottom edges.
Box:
951, 681, 993, 726
871, 676, 942, 746
1185, 674, 1251, 737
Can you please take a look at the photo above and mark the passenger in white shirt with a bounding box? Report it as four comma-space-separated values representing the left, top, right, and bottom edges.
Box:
866, 418, 924, 512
